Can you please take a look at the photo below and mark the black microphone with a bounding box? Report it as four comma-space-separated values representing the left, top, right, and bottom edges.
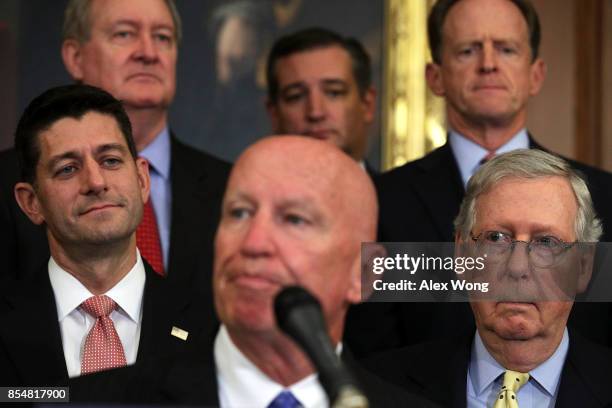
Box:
274, 286, 369, 408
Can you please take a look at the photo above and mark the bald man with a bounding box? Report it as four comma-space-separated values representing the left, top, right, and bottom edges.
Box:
70, 137, 435, 407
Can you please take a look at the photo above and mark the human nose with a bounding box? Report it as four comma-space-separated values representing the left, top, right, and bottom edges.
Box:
134, 33, 159, 63
306, 90, 327, 122
79, 160, 107, 195
505, 240, 531, 280
479, 43, 498, 74
240, 213, 275, 257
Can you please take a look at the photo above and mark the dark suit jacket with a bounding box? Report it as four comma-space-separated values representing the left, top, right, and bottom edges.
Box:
346, 137, 612, 357
68, 338, 437, 407
364, 329, 612, 408
376, 137, 612, 243
0, 136, 230, 286
0, 261, 216, 387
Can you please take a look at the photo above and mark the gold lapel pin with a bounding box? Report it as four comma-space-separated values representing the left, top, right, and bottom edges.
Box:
171, 326, 189, 341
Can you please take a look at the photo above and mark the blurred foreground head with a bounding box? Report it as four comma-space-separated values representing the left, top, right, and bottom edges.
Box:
214, 136, 377, 344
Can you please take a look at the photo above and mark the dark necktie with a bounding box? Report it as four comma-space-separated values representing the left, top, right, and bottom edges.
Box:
267, 390, 303, 408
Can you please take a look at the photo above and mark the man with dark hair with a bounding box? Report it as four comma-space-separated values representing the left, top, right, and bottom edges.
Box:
0, 85, 209, 386
0, 0, 230, 298
367, 150, 612, 407
265, 28, 376, 166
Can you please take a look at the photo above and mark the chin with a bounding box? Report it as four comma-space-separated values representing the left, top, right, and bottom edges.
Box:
121, 92, 170, 110
493, 318, 539, 341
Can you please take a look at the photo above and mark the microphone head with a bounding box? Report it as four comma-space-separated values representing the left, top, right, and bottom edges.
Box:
274, 286, 321, 331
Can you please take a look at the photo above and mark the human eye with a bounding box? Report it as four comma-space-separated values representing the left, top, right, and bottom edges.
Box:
153, 32, 174, 44
283, 213, 309, 226
101, 156, 123, 168
282, 89, 305, 104
324, 86, 348, 99
112, 30, 135, 41
227, 206, 252, 221
497, 43, 518, 55
483, 231, 510, 243
532, 235, 563, 250
54, 164, 78, 178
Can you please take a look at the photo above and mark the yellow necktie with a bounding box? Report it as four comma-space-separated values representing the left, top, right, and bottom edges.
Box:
492, 370, 530, 408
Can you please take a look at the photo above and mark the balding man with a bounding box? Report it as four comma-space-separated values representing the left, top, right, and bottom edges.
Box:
69, 137, 435, 407
367, 149, 612, 407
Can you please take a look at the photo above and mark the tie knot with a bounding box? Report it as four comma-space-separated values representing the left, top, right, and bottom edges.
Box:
501, 369, 530, 392
479, 151, 497, 166
81, 295, 118, 318
267, 390, 303, 408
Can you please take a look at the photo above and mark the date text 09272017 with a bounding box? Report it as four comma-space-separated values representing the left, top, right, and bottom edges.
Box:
0, 387, 69, 402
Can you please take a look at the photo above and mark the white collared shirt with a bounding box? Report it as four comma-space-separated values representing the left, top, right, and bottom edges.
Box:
214, 325, 329, 408
48, 252, 146, 378
448, 129, 529, 188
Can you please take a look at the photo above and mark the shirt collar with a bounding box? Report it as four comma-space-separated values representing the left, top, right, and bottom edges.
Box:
214, 325, 329, 408
139, 127, 171, 179
469, 328, 569, 397
449, 129, 529, 187
48, 251, 146, 324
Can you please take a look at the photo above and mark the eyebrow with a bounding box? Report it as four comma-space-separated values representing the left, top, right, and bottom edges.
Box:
281, 79, 349, 93
47, 143, 128, 170
111, 19, 174, 32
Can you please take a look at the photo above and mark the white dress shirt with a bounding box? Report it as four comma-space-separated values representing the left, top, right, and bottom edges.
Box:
448, 129, 529, 188
215, 325, 329, 408
48, 252, 146, 378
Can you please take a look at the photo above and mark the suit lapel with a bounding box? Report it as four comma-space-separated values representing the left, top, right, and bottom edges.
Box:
167, 136, 222, 292
0, 270, 68, 384
159, 341, 219, 406
136, 262, 193, 360
555, 332, 612, 407
410, 143, 465, 241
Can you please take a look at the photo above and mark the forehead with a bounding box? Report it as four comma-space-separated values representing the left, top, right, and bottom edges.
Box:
275, 46, 355, 85
443, 0, 529, 43
228, 148, 337, 205
475, 176, 578, 237
38, 112, 127, 159
89, 0, 174, 29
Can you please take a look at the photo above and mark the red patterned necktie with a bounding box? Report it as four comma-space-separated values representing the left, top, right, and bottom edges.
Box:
136, 198, 164, 275
80, 295, 127, 375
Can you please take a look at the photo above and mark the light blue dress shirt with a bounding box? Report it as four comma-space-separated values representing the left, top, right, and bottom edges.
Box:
139, 128, 172, 270
448, 129, 529, 188
467, 328, 569, 408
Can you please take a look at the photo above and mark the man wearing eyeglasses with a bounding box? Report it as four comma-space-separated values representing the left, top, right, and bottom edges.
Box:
366, 149, 612, 407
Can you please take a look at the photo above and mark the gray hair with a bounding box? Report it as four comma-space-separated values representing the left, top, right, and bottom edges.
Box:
454, 149, 602, 242
63, 0, 183, 44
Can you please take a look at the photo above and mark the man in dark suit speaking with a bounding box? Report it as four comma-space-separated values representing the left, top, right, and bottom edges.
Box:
0, 85, 209, 386
0, 0, 230, 298
367, 149, 612, 407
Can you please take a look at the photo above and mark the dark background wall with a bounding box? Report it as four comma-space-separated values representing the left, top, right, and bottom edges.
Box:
1, 0, 383, 167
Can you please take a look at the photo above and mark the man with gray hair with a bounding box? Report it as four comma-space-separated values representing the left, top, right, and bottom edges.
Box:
0, 0, 230, 301
367, 149, 612, 407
